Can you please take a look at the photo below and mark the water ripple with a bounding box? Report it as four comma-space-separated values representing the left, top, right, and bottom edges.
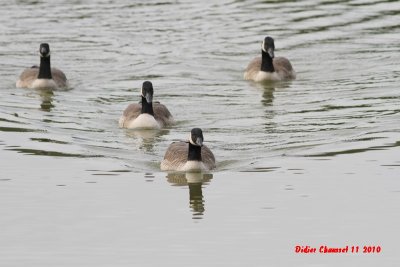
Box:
0, 0, 399, 171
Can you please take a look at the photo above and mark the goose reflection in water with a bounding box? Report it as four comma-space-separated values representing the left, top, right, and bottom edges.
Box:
256, 82, 293, 129
260, 83, 275, 107
123, 128, 169, 152
166, 172, 213, 219
257, 81, 293, 107
36, 88, 55, 112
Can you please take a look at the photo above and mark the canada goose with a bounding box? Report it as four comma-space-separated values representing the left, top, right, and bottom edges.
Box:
161, 128, 216, 172
119, 81, 174, 129
244, 36, 296, 82
16, 43, 68, 89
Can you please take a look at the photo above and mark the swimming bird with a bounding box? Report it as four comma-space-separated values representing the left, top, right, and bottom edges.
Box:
244, 36, 296, 82
161, 128, 216, 172
16, 43, 68, 89
119, 81, 174, 129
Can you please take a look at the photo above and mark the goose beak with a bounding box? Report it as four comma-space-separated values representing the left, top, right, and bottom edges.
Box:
196, 137, 203, 147
145, 92, 153, 103
40, 48, 50, 57
267, 48, 275, 58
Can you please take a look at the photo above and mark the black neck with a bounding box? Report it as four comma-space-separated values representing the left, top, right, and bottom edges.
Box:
38, 56, 52, 79
261, 50, 274, 72
188, 142, 202, 161
141, 96, 154, 115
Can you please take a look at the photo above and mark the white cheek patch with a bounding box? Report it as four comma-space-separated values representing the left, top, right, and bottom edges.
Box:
262, 40, 266, 52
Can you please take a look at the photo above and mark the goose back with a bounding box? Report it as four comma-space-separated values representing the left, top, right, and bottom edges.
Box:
160, 141, 216, 171
119, 101, 174, 128
244, 56, 296, 81
16, 66, 68, 89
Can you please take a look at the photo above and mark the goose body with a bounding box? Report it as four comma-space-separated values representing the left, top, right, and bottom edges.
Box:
119, 81, 174, 129
16, 43, 68, 89
161, 128, 216, 172
244, 36, 296, 82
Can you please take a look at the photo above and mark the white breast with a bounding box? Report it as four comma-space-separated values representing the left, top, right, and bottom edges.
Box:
126, 113, 161, 129
30, 79, 58, 89
180, 161, 207, 172
254, 71, 281, 82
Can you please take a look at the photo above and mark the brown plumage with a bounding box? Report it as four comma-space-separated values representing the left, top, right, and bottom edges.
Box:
16, 44, 68, 89
244, 36, 296, 82
119, 81, 174, 129
160, 141, 216, 171
161, 128, 216, 172
16, 66, 68, 89
119, 101, 174, 128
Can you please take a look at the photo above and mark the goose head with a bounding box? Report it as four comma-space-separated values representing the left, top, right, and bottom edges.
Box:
189, 128, 204, 147
262, 36, 275, 58
39, 43, 50, 58
141, 81, 154, 103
